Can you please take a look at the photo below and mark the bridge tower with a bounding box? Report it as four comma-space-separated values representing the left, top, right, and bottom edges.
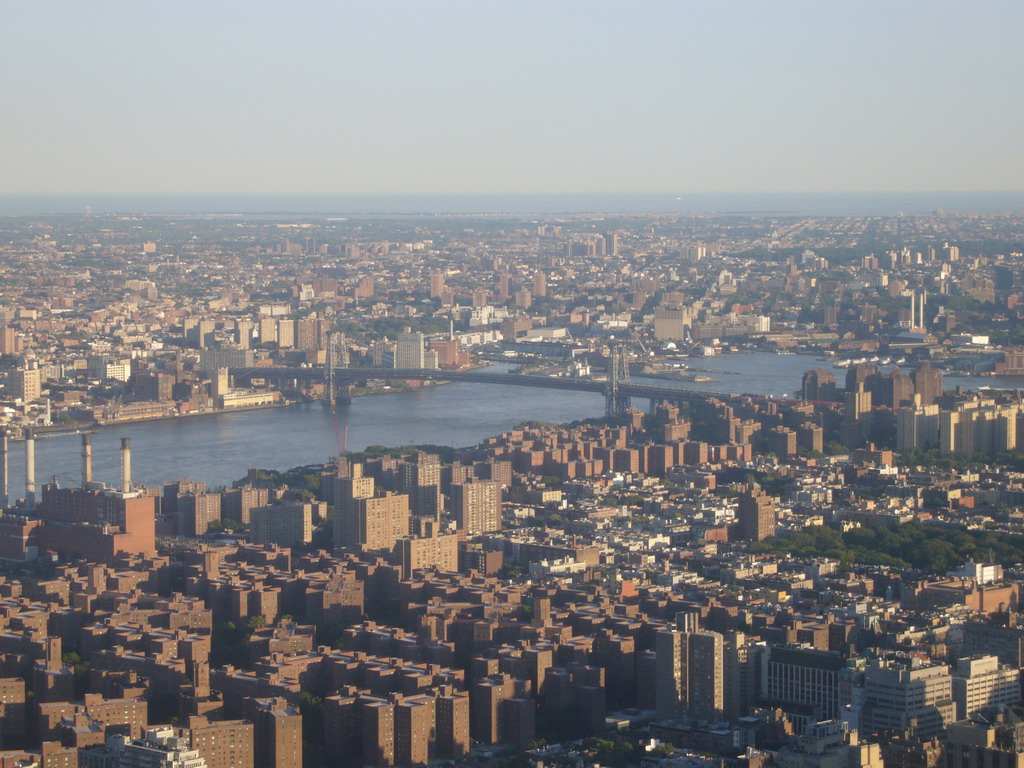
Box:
325, 332, 351, 406
606, 344, 632, 416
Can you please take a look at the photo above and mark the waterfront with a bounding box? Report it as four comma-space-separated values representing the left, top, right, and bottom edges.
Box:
1, 354, 1001, 501
5, 368, 606, 501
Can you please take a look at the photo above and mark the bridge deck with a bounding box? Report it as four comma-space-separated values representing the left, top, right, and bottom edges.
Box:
230, 366, 744, 402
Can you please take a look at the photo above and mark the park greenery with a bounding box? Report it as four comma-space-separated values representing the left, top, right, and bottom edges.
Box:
897, 447, 1024, 472
750, 521, 1024, 574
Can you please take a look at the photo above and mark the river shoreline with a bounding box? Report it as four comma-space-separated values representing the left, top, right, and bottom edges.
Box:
17, 401, 291, 440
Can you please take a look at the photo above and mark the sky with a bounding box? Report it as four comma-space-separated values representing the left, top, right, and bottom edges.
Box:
1, 1, 1021, 196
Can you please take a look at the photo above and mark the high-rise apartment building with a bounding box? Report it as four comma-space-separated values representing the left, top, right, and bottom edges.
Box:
767, 427, 798, 458
911, 362, 943, 406
655, 628, 724, 720
429, 271, 446, 298
177, 492, 222, 537
897, 404, 941, 450
842, 385, 873, 449
221, 486, 271, 525
397, 520, 459, 578
354, 275, 375, 298
11, 365, 41, 402
801, 369, 836, 402
187, 716, 254, 768
399, 452, 443, 519
394, 695, 435, 767
395, 331, 433, 369
0, 677, 26, 749
276, 319, 295, 349
737, 488, 776, 541
724, 632, 764, 721
762, 645, 846, 726
531, 271, 547, 298
296, 317, 321, 355
883, 368, 915, 409
434, 687, 470, 759
941, 401, 1019, 455
450, 480, 501, 534
0, 325, 19, 355
846, 363, 880, 395
470, 674, 534, 747
249, 502, 313, 547
134, 371, 175, 402
359, 698, 394, 767
242, 698, 302, 768
211, 368, 230, 405
258, 317, 278, 345
235, 320, 254, 350
333, 475, 410, 552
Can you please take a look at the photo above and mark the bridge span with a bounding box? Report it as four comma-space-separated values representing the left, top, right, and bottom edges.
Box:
229, 366, 746, 414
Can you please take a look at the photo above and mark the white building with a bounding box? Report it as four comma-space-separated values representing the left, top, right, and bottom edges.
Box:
106, 728, 208, 768
394, 331, 437, 369
952, 656, 1021, 721
860, 657, 954, 739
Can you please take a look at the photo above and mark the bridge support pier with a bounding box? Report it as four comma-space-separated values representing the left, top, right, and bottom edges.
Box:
605, 389, 632, 417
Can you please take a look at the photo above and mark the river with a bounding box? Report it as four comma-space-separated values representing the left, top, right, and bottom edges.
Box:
1, 355, 1002, 500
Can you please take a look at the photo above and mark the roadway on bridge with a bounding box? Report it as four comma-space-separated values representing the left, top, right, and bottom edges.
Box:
229, 366, 744, 402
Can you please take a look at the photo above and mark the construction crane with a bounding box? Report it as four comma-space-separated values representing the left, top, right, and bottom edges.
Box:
631, 331, 654, 359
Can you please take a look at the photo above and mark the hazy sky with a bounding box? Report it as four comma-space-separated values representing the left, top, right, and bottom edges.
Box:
2, 1, 1021, 195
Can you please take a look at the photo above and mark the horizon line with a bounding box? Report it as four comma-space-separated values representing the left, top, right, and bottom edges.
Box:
2, 189, 1024, 197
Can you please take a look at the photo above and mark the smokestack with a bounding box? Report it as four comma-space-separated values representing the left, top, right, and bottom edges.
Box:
82, 433, 93, 487
25, 428, 35, 510
920, 290, 927, 329
910, 292, 916, 329
120, 437, 132, 493
0, 430, 7, 508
